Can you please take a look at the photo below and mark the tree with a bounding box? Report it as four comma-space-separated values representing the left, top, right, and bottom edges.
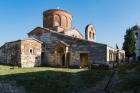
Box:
116, 44, 119, 49
122, 28, 135, 61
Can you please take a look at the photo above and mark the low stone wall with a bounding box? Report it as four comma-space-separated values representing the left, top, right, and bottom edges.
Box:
0, 81, 26, 93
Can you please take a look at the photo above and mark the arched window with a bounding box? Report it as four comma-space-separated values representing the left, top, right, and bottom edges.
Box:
93, 33, 95, 40
135, 32, 138, 39
61, 15, 67, 28
109, 50, 112, 63
45, 14, 53, 27
89, 32, 92, 38
54, 15, 61, 26
29, 48, 33, 54
54, 21, 59, 26
67, 17, 71, 29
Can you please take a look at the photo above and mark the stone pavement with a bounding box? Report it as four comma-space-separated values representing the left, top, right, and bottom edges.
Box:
0, 81, 26, 93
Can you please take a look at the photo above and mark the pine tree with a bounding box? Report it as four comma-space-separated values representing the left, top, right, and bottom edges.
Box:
116, 44, 119, 49
123, 28, 135, 60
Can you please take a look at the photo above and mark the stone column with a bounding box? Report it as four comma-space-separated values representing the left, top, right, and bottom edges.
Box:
65, 53, 67, 67
65, 47, 69, 67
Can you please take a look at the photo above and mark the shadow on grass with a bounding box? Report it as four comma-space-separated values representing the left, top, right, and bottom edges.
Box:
0, 69, 110, 93
117, 63, 140, 92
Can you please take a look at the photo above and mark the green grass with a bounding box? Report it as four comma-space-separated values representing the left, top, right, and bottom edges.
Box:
0, 65, 84, 75
118, 63, 138, 73
117, 63, 140, 92
0, 65, 111, 93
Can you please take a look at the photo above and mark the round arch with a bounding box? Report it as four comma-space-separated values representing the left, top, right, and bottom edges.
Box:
54, 14, 61, 26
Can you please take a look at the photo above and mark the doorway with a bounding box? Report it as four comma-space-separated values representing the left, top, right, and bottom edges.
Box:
80, 53, 89, 68
56, 46, 66, 67
62, 54, 65, 66
66, 53, 70, 67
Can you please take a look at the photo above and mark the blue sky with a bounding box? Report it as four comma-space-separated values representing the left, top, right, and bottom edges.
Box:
0, 0, 140, 48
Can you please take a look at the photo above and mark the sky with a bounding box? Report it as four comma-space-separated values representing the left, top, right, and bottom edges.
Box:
0, 0, 140, 48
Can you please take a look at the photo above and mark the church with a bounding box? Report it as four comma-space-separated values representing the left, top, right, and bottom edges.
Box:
0, 9, 125, 68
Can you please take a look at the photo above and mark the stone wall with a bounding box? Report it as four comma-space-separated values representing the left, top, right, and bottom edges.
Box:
0, 41, 21, 66
107, 46, 125, 68
0, 38, 42, 68
20, 39, 42, 67
70, 43, 107, 66
0, 45, 7, 64
40, 30, 107, 67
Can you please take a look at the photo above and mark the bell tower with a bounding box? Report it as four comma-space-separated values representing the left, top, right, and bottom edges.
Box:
85, 24, 96, 42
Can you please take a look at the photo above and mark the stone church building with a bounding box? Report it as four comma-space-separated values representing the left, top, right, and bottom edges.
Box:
0, 9, 125, 68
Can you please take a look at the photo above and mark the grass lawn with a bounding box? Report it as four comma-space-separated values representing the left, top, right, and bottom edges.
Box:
0, 65, 111, 93
0, 65, 85, 75
117, 63, 140, 92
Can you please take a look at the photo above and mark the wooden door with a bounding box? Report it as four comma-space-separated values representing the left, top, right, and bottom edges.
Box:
80, 53, 88, 68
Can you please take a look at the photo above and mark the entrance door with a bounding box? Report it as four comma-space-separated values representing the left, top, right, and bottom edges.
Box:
66, 53, 70, 67
62, 54, 65, 66
80, 53, 89, 68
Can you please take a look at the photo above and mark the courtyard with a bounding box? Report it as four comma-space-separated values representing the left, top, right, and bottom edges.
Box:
0, 65, 111, 93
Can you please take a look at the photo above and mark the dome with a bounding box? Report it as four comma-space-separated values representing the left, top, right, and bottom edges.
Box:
43, 9, 72, 15
43, 9, 72, 32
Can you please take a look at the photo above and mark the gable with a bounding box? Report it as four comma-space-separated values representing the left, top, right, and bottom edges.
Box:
28, 27, 48, 36
64, 29, 84, 39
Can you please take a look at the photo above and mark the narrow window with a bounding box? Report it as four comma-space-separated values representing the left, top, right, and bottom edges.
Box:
29, 49, 33, 54
93, 33, 95, 40
135, 32, 138, 39
89, 32, 92, 38
54, 21, 60, 26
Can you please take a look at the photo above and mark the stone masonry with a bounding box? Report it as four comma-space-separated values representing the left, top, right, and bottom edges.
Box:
0, 9, 125, 68
0, 38, 42, 67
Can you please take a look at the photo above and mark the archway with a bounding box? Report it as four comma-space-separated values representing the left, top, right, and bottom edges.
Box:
62, 54, 65, 66
55, 46, 66, 67
55, 41, 70, 67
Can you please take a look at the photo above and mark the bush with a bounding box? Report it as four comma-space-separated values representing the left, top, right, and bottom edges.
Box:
90, 64, 109, 70
69, 65, 79, 69
137, 56, 140, 61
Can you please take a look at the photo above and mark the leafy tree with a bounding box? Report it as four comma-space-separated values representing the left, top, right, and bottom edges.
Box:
123, 28, 135, 61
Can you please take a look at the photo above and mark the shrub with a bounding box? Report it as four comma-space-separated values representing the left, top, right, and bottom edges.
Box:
90, 64, 109, 70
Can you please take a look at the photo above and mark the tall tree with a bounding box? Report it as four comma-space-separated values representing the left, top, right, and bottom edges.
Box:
116, 44, 119, 49
123, 28, 135, 60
